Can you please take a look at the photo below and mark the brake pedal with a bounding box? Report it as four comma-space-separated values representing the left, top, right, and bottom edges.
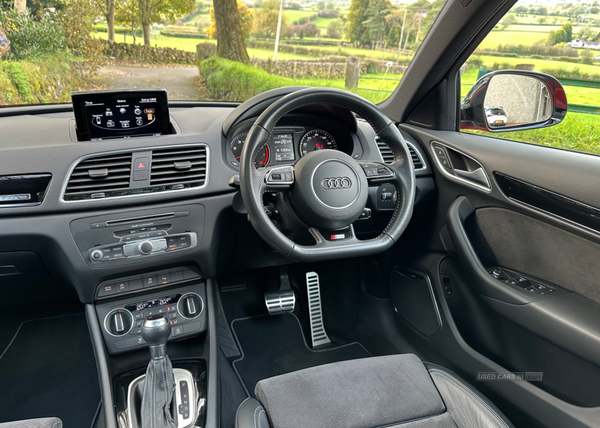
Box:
265, 290, 296, 314
265, 266, 296, 315
306, 272, 331, 347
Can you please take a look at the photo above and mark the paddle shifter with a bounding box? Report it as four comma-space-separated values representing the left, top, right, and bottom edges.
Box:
140, 316, 177, 428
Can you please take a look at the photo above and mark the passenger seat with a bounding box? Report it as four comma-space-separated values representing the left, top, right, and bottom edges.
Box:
0, 418, 62, 428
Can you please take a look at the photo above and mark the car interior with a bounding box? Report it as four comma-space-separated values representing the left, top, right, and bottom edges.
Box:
1, 1, 600, 428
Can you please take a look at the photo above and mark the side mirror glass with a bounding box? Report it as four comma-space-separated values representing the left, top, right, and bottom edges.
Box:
461, 70, 567, 133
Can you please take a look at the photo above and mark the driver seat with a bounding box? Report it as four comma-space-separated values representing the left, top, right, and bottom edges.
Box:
235, 354, 513, 428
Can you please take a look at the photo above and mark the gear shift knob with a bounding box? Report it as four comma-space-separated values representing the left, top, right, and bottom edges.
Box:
141, 315, 171, 359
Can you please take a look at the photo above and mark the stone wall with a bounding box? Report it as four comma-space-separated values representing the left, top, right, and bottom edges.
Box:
250, 58, 407, 79
101, 40, 197, 64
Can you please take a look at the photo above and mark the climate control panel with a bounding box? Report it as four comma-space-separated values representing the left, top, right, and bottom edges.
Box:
89, 232, 197, 263
96, 283, 207, 355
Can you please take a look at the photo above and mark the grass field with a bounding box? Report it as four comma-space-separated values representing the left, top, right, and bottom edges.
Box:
284, 10, 315, 23
478, 30, 547, 49
463, 112, 600, 155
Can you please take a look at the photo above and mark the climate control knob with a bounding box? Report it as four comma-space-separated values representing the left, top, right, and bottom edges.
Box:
104, 308, 133, 337
138, 240, 154, 255
178, 293, 204, 319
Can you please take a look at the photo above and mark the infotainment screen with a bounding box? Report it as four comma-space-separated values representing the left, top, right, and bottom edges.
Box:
71, 89, 171, 141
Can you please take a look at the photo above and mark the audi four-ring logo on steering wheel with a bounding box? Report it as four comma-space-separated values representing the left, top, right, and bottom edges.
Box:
321, 177, 352, 190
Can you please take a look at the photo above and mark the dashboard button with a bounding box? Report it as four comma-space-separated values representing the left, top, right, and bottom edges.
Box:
115, 280, 129, 293
97, 283, 116, 297
167, 237, 179, 251
178, 235, 191, 249
158, 272, 171, 285
170, 270, 183, 282
129, 277, 143, 291
142, 275, 157, 288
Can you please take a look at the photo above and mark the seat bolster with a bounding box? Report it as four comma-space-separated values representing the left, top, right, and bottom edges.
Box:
425, 363, 514, 428
0, 418, 63, 428
235, 397, 271, 428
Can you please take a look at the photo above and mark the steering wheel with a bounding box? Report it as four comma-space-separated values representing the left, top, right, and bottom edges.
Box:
239, 88, 416, 262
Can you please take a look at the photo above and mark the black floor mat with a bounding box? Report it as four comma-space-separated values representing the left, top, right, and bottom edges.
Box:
0, 314, 100, 427
232, 313, 371, 396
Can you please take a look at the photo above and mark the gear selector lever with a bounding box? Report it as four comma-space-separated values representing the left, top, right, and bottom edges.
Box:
140, 316, 177, 428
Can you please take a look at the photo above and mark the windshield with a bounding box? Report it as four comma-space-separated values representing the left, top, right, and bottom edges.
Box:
0, 0, 445, 107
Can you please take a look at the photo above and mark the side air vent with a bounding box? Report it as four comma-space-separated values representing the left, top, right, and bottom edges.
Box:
150, 146, 207, 189
375, 137, 395, 164
64, 153, 132, 200
374, 137, 425, 170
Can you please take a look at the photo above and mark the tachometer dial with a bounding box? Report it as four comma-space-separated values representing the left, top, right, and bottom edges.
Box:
230, 133, 270, 167
299, 130, 337, 157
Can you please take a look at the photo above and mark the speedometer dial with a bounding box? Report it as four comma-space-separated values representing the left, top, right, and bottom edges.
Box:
230, 133, 270, 168
299, 130, 337, 157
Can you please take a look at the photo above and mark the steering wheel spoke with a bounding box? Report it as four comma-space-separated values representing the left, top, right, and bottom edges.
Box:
358, 161, 396, 186
309, 225, 358, 248
258, 165, 295, 192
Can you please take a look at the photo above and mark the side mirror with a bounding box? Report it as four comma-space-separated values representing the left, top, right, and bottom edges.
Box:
460, 70, 567, 132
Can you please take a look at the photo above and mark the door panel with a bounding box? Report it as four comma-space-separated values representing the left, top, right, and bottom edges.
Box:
397, 124, 600, 427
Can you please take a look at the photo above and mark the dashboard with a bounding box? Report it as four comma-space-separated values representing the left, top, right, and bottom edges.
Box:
0, 87, 433, 305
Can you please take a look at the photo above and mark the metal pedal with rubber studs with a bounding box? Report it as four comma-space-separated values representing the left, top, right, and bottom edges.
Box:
306, 271, 331, 348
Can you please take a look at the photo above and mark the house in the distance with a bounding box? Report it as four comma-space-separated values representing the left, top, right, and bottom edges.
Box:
569, 38, 600, 49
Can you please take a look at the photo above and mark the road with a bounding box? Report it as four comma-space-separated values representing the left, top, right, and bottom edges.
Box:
97, 65, 208, 100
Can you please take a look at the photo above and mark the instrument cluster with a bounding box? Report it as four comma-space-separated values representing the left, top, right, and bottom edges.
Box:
225, 115, 362, 169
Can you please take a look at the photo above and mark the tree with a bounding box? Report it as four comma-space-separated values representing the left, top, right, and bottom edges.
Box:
252, 0, 285, 38
563, 22, 573, 41
327, 18, 343, 38
93, 0, 125, 42
577, 25, 595, 41
553, 28, 567, 44
206, 0, 252, 40
138, 0, 195, 46
213, 0, 250, 64
364, 0, 391, 49
317, 1, 325, 10
13, 0, 26, 14
500, 14, 517, 30
346, 0, 369, 45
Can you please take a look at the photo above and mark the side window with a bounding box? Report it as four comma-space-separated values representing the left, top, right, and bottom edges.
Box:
460, 1, 600, 155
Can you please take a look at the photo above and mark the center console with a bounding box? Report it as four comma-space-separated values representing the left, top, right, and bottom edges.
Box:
70, 204, 205, 268
95, 279, 207, 355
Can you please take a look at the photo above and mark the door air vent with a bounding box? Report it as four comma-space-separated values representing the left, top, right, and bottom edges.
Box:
150, 146, 207, 189
374, 137, 425, 170
64, 153, 132, 201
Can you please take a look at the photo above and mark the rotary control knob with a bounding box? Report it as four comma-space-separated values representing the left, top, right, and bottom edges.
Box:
177, 293, 204, 319
104, 309, 133, 337
138, 240, 154, 255
91, 249, 104, 261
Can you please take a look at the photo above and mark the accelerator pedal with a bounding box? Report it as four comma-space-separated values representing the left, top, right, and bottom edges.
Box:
265, 267, 296, 315
306, 272, 331, 348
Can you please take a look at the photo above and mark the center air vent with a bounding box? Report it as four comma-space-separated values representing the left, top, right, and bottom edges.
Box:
150, 146, 207, 189
63, 145, 208, 202
64, 153, 132, 201
374, 137, 425, 170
